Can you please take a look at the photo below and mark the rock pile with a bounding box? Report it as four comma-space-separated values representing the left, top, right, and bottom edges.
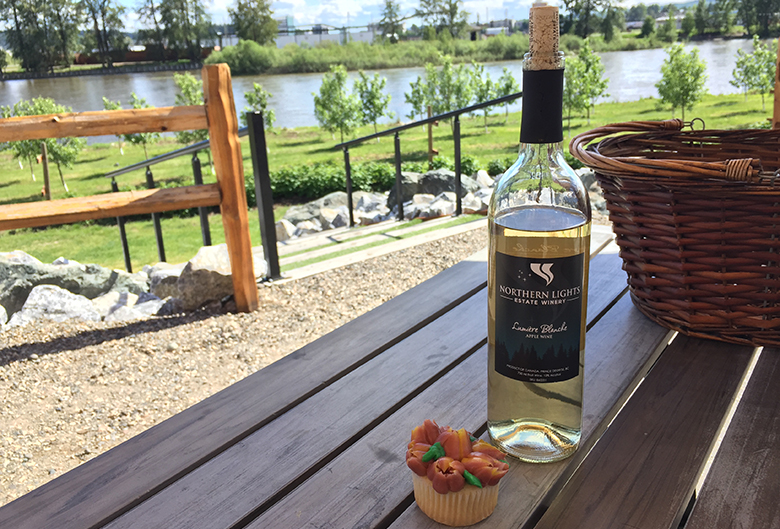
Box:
0, 245, 269, 328
275, 168, 605, 242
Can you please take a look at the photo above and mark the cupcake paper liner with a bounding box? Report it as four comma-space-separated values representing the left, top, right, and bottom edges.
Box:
412, 473, 500, 527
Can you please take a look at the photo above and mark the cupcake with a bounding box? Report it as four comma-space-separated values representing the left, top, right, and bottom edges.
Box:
405, 420, 510, 526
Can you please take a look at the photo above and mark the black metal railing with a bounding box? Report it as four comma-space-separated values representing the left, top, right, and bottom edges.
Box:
104, 116, 281, 280
334, 91, 522, 226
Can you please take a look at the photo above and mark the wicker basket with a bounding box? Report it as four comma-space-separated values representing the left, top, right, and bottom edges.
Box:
570, 119, 780, 347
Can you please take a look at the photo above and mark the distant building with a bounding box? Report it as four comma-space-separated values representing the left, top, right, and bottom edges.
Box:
489, 18, 514, 28
276, 16, 296, 35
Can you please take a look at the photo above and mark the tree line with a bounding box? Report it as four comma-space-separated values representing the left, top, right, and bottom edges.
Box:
0, 0, 277, 72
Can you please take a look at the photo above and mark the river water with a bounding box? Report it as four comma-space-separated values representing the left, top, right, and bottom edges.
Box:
0, 38, 757, 139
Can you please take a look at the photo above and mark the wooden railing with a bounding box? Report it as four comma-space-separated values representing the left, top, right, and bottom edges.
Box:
0, 64, 259, 312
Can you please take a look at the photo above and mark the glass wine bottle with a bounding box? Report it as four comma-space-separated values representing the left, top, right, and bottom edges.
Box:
487, 2, 591, 463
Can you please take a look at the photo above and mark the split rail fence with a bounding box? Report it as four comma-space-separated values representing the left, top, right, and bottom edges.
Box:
0, 64, 259, 312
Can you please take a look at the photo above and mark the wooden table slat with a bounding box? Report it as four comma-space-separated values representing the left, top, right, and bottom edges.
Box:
534, 336, 755, 529
256, 288, 670, 528
685, 348, 780, 529
0, 255, 487, 529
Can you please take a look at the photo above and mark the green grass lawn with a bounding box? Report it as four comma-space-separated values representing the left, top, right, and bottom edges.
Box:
0, 92, 772, 271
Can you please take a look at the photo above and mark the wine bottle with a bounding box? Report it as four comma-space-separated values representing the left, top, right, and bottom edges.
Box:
487, 2, 591, 464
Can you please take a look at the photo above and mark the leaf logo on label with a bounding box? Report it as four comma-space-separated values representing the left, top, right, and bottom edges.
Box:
530, 263, 554, 286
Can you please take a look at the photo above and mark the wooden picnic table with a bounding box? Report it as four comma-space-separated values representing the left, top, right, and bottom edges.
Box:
1, 227, 778, 529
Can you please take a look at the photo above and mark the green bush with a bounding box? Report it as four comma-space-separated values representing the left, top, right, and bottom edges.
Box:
401, 161, 427, 173
431, 155, 454, 171
460, 155, 481, 176
205, 40, 276, 75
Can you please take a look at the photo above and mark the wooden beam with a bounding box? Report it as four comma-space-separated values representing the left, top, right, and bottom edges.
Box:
0, 184, 221, 231
0, 106, 208, 142
203, 64, 259, 312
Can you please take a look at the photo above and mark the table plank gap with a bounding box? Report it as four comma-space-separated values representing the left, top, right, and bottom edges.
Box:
685, 347, 780, 529
534, 336, 754, 529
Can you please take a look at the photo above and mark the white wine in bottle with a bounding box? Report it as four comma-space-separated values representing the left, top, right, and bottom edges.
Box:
487, 3, 591, 464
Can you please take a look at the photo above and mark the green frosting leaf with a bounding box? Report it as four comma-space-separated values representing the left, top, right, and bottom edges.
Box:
422, 442, 445, 462
463, 470, 483, 488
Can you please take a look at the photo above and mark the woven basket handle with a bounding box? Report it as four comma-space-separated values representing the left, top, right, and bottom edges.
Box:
570, 119, 759, 183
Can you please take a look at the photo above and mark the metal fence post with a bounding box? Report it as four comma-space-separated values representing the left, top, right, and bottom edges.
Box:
192, 152, 212, 246
247, 111, 281, 280
145, 167, 166, 263
394, 132, 404, 221
111, 178, 132, 272
454, 115, 462, 216
343, 147, 355, 227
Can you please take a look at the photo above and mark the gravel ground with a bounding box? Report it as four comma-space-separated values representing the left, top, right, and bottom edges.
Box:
0, 228, 491, 507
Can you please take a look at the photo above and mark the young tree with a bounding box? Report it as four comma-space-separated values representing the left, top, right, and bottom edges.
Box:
313, 65, 362, 142
563, 57, 589, 137
173, 72, 212, 168
1, 98, 85, 190
731, 46, 754, 101
578, 40, 609, 123
495, 67, 520, 123
102, 97, 125, 154
739, 36, 777, 110
404, 76, 427, 122
471, 62, 495, 133
354, 71, 394, 138
229, 0, 277, 45
105, 94, 161, 158
242, 83, 276, 129
656, 43, 708, 121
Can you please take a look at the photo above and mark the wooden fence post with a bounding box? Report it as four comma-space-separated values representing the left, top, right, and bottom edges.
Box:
774, 42, 780, 129
202, 64, 259, 312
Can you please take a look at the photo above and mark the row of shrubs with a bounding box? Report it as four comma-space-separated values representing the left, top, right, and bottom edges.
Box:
244, 153, 580, 203
205, 33, 663, 77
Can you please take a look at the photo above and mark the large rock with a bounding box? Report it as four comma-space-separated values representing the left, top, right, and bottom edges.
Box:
0, 251, 148, 318
147, 263, 186, 300
0, 304, 7, 326
177, 245, 235, 311
387, 170, 480, 208
176, 244, 266, 311
91, 291, 139, 319
8, 285, 101, 327
275, 219, 296, 242
283, 192, 350, 225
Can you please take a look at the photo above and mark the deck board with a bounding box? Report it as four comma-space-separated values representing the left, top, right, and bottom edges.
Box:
534, 337, 754, 529
686, 348, 780, 529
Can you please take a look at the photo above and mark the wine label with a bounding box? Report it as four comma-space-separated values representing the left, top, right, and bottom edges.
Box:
494, 251, 584, 383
